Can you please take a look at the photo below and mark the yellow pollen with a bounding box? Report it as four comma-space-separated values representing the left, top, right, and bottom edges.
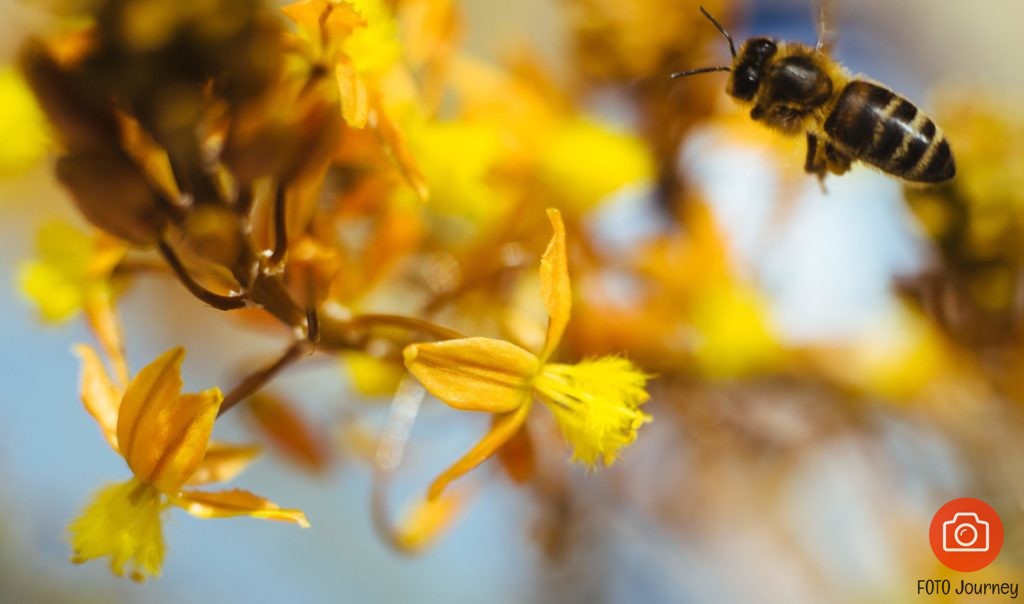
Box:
532, 356, 651, 466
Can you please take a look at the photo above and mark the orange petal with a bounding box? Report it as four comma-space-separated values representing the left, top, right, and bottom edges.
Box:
376, 105, 430, 202
336, 61, 369, 128
134, 389, 222, 493
280, 0, 323, 27
281, 0, 330, 31
393, 488, 471, 553
116, 347, 184, 458
495, 418, 535, 484
117, 348, 223, 493
83, 288, 128, 387
403, 337, 537, 413
282, 0, 364, 41
175, 489, 310, 528
186, 442, 262, 486
73, 343, 121, 451
427, 401, 531, 499
539, 208, 570, 362
247, 392, 330, 473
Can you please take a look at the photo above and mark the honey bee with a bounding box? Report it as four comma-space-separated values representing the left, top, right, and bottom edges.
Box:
672, 5, 955, 185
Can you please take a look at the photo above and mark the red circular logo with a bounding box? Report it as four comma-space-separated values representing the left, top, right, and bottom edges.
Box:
929, 498, 1003, 572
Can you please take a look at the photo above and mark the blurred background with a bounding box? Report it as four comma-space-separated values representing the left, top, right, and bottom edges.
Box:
3, 0, 1024, 602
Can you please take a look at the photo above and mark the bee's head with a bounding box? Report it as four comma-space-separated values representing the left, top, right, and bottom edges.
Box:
669, 7, 777, 102
727, 38, 778, 101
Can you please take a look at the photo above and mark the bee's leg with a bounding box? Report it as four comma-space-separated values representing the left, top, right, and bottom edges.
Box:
824, 142, 852, 176
804, 133, 825, 173
804, 133, 829, 192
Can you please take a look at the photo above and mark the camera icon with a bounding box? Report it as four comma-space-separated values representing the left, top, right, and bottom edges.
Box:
942, 512, 990, 552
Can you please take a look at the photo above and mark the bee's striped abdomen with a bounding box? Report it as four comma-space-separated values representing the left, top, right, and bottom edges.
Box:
824, 81, 955, 183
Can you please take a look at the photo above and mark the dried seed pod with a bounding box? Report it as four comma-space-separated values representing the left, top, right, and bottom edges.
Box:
181, 205, 247, 269
56, 153, 167, 245
18, 40, 117, 155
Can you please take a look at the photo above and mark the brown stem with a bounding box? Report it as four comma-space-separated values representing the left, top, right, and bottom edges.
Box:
112, 258, 169, 277
157, 239, 247, 310
218, 340, 310, 417
306, 306, 320, 344
235, 182, 255, 217
351, 314, 464, 341
269, 183, 288, 265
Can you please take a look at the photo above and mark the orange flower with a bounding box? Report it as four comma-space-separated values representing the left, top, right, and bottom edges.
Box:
69, 347, 308, 581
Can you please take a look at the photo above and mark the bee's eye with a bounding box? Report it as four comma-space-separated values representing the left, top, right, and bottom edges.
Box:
732, 66, 761, 100
729, 38, 777, 101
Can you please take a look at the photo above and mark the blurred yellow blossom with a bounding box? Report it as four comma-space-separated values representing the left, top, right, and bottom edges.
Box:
538, 117, 654, 212
403, 118, 508, 224
346, 351, 406, 396
809, 304, 959, 401
690, 283, 783, 380
0, 66, 49, 175
344, 0, 402, 75
446, 54, 654, 216
18, 221, 126, 323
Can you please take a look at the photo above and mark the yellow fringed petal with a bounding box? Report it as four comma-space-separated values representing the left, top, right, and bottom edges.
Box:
533, 357, 651, 466
539, 208, 570, 362
174, 489, 310, 528
68, 478, 165, 582
186, 443, 262, 487
73, 343, 121, 451
404, 337, 538, 413
427, 401, 531, 499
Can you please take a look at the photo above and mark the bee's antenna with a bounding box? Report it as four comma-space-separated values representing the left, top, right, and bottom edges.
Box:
700, 6, 736, 58
669, 65, 731, 79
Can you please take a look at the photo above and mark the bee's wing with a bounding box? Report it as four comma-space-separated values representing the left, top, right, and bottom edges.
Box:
815, 0, 837, 52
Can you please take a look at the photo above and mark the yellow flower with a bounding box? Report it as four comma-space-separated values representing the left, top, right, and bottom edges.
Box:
282, 0, 428, 199
342, 0, 402, 76
403, 209, 651, 502
18, 220, 125, 323
69, 346, 308, 581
